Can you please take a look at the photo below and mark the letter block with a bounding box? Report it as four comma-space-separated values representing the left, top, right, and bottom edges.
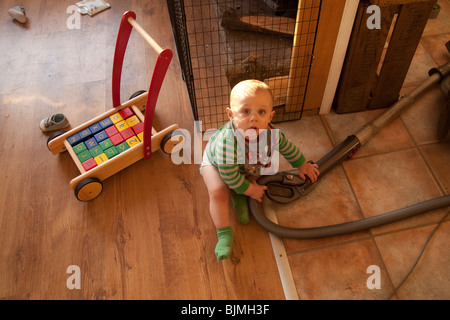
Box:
99, 138, 114, 150
89, 145, 103, 158
67, 133, 82, 146
73, 142, 87, 154
82, 158, 97, 171
79, 128, 92, 140
132, 122, 144, 135
89, 122, 103, 135
126, 136, 140, 148
110, 113, 123, 124
110, 133, 125, 146
85, 137, 98, 149
119, 107, 134, 119
115, 120, 129, 132
99, 117, 113, 129
94, 130, 108, 143
104, 125, 119, 137
94, 153, 108, 165
120, 127, 135, 140
77, 150, 92, 163
116, 141, 130, 153
104, 146, 119, 159
125, 115, 140, 128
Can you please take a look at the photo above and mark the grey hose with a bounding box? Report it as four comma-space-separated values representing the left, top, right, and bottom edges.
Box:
249, 194, 450, 239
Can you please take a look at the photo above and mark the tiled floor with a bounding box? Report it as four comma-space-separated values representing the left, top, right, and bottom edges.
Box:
266, 3, 450, 299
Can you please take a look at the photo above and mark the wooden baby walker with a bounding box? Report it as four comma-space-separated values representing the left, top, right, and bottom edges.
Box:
47, 11, 185, 201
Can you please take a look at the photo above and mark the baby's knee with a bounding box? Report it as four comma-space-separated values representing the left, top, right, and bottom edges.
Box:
208, 186, 230, 203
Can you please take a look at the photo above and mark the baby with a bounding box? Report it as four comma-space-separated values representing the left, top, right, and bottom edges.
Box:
201, 79, 319, 260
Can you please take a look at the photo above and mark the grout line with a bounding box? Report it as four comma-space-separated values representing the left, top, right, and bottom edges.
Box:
262, 197, 299, 300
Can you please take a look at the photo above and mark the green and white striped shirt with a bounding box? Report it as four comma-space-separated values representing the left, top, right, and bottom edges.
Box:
204, 121, 305, 194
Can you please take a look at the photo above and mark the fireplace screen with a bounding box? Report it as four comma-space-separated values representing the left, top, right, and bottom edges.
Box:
167, 0, 321, 131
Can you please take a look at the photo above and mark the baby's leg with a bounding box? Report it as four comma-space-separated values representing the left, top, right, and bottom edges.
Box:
201, 165, 233, 260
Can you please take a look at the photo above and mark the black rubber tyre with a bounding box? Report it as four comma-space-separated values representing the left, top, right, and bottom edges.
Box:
74, 178, 103, 202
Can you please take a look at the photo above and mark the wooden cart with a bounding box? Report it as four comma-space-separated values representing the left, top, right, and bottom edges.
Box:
47, 11, 185, 201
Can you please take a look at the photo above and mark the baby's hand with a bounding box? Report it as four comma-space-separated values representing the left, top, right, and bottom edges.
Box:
244, 180, 267, 202
298, 162, 320, 183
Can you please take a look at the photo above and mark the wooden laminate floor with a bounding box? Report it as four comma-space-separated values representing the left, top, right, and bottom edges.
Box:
0, 0, 285, 299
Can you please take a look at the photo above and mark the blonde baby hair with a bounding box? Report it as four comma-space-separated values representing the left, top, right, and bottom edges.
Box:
230, 79, 273, 110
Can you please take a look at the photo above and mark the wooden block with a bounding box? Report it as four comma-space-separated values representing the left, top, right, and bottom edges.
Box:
137, 132, 144, 142
84, 137, 98, 149
126, 136, 140, 148
104, 146, 119, 159
125, 115, 140, 128
116, 141, 130, 153
104, 125, 119, 137
82, 158, 97, 171
94, 153, 109, 165
79, 127, 92, 140
73, 142, 87, 154
115, 120, 129, 132
132, 122, 144, 135
89, 145, 103, 158
89, 122, 103, 135
120, 127, 135, 140
99, 117, 113, 129
67, 133, 82, 146
119, 107, 134, 119
77, 150, 92, 163
110, 113, 123, 124
94, 130, 108, 143
99, 138, 114, 150
110, 133, 125, 146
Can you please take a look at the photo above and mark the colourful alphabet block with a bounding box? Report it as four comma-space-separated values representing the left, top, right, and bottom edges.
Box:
94, 130, 108, 143
126, 136, 140, 148
99, 117, 113, 129
89, 122, 103, 134
79, 128, 92, 140
73, 142, 87, 154
67, 133, 82, 146
110, 133, 125, 146
104, 125, 119, 137
116, 141, 130, 153
94, 153, 108, 165
120, 127, 134, 140
110, 113, 123, 124
82, 158, 97, 171
85, 137, 98, 149
77, 150, 92, 163
119, 107, 134, 120
115, 120, 129, 132
89, 145, 103, 158
125, 115, 140, 127
132, 122, 144, 135
137, 132, 144, 142
99, 138, 113, 150
104, 146, 119, 159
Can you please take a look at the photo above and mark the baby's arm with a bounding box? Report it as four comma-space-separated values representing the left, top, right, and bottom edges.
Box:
243, 180, 267, 202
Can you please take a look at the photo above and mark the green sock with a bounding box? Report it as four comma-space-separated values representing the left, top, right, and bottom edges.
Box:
231, 193, 249, 224
215, 226, 233, 261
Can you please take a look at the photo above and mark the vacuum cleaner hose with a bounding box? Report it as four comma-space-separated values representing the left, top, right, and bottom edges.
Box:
249, 194, 450, 239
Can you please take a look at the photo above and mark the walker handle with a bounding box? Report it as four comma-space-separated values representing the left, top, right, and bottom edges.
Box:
112, 11, 172, 160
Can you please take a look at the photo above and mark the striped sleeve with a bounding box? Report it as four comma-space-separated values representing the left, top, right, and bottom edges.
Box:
278, 130, 305, 168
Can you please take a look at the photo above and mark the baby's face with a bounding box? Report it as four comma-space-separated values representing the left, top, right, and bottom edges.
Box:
227, 90, 275, 138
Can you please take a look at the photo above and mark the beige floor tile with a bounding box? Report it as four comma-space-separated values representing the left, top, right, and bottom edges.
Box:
288, 239, 394, 299
376, 221, 450, 299
343, 148, 447, 234
323, 110, 415, 158
420, 33, 450, 66
420, 142, 450, 194
272, 166, 369, 253
401, 86, 448, 145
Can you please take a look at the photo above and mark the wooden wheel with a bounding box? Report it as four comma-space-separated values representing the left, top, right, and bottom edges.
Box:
74, 178, 103, 201
47, 131, 67, 152
161, 130, 186, 154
